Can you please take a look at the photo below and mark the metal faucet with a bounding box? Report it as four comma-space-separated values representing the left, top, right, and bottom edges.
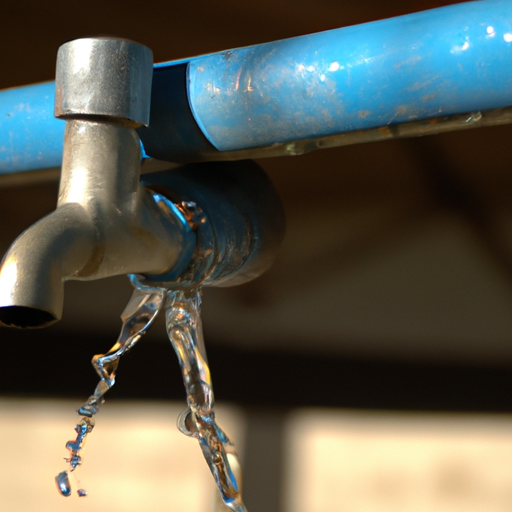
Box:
0, 37, 285, 329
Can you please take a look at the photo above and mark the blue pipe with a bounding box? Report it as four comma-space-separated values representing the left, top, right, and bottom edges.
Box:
1, 0, 512, 173
187, 0, 512, 151
0, 82, 64, 173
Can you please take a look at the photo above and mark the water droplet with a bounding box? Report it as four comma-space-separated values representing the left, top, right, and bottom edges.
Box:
177, 408, 197, 437
285, 143, 305, 156
465, 111, 482, 123
55, 471, 71, 497
77, 488, 88, 497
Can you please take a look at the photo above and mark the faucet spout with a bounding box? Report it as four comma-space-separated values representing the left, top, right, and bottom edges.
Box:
0, 204, 95, 327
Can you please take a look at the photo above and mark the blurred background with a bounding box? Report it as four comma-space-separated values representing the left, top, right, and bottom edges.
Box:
2, 0, 512, 510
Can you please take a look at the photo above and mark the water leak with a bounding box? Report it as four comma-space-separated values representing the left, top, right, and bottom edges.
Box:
55, 278, 247, 511
55, 281, 166, 497
78, 283, 166, 418
166, 288, 246, 512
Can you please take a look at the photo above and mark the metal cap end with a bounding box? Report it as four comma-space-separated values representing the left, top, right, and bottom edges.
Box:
55, 37, 153, 126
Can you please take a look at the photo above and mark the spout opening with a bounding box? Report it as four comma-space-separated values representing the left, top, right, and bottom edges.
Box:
0, 306, 57, 329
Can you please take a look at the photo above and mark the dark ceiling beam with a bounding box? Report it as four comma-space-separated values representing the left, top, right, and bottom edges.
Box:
1, 328, 511, 413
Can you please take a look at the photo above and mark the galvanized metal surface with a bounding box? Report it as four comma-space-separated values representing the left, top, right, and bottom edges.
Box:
55, 38, 154, 126
0, 117, 195, 327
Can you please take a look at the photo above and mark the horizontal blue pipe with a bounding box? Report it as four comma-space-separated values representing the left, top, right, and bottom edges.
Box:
188, 0, 512, 151
1, 0, 512, 173
0, 82, 64, 173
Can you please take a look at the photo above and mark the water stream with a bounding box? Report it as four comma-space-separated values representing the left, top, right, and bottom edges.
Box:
55, 278, 246, 511
166, 288, 246, 512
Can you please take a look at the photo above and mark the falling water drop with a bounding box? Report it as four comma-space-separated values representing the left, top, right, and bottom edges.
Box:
55, 471, 71, 497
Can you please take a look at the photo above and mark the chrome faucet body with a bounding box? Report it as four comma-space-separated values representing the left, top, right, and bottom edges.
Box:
0, 37, 285, 328
0, 38, 195, 327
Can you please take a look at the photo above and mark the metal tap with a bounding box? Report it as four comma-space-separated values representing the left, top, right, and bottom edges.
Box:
0, 37, 285, 329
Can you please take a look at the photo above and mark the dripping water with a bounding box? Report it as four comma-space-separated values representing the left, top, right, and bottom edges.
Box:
166, 288, 246, 512
55, 282, 165, 497
55, 278, 247, 511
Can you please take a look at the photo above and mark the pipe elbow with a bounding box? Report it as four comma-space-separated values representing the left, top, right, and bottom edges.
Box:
0, 203, 95, 328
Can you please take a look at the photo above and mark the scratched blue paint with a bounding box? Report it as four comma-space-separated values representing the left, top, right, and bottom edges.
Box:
1, 0, 512, 173
188, 0, 512, 151
0, 82, 64, 173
